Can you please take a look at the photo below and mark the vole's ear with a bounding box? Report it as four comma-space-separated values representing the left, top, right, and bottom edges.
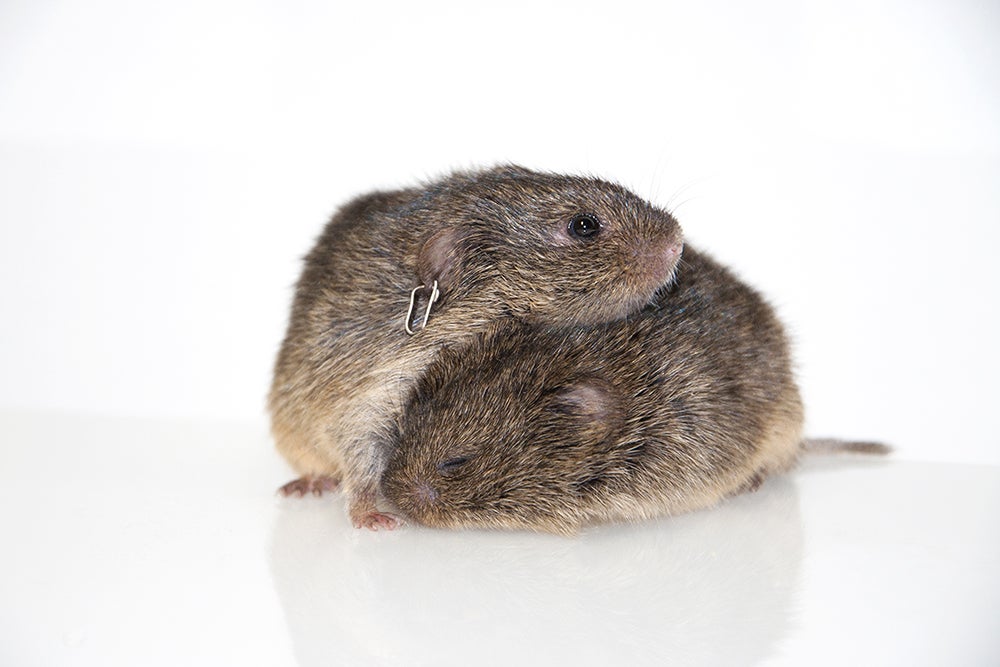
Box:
548, 379, 623, 435
417, 228, 465, 292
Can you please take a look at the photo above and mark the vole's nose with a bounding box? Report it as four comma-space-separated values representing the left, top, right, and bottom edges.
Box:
658, 240, 683, 266
411, 479, 439, 506
634, 237, 683, 283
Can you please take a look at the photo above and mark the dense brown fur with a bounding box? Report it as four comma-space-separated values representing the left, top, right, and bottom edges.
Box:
381, 247, 808, 534
269, 165, 683, 529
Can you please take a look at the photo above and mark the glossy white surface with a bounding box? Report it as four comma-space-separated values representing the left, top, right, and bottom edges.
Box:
1, 411, 997, 666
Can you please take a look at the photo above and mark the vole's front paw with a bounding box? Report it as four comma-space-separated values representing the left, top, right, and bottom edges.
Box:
351, 512, 403, 530
352, 510, 403, 531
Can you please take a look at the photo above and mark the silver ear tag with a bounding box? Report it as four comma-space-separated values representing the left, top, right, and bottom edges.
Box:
404, 280, 440, 335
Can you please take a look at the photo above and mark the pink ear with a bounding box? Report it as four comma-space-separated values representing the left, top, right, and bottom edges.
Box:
417, 228, 463, 290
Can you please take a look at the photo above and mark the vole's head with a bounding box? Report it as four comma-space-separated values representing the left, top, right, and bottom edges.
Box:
382, 326, 640, 534
413, 165, 683, 326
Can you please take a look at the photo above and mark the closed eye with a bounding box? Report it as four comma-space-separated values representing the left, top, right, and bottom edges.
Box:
437, 456, 470, 473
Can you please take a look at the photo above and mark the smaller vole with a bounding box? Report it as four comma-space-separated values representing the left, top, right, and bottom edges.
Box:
381, 247, 887, 534
270, 165, 683, 529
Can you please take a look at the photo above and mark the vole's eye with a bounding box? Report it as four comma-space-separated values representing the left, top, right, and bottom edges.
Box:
437, 456, 469, 474
568, 213, 601, 239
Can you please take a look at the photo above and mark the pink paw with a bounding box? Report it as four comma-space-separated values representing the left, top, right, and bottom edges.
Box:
352, 511, 402, 531
278, 475, 340, 497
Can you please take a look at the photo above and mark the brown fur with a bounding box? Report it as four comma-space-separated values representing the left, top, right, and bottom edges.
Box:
381, 247, 808, 534
269, 165, 684, 528
800, 438, 891, 455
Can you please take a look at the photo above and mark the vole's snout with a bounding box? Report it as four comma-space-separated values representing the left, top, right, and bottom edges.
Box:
660, 239, 683, 262
410, 479, 439, 506
633, 237, 683, 283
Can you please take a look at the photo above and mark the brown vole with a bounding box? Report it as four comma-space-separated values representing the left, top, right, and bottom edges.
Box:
269, 165, 684, 529
381, 246, 888, 534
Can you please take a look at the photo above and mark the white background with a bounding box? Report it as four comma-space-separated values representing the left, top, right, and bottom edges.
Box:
1, 0, 998, 464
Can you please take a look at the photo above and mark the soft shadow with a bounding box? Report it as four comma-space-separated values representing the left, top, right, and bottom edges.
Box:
269, 476, 804, 667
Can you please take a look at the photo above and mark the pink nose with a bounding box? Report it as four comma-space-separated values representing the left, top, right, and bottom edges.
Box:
635, 238, 683, 283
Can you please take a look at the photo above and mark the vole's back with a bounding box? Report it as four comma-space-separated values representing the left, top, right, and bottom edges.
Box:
598, 247, 804, 510
383, 246, 804, 533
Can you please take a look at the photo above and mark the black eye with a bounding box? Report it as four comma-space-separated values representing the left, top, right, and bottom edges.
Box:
568, 214, 601, 239
437, 456, 469, 473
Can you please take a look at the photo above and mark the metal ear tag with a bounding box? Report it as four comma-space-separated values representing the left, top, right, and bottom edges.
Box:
404, 280, 440, 335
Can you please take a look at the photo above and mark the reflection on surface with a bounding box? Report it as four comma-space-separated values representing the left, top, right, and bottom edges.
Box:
269, 477, 804, 666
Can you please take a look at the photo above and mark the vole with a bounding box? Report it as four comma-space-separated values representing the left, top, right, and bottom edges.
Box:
381, 246, 888, 534
269, 165, 684, 529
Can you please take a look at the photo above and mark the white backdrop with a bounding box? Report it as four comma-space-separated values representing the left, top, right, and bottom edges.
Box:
1, 0, 997, 464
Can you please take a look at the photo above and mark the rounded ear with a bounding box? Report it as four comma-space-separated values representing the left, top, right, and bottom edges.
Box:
548, 379, 623, 431
417, 228, 465, 291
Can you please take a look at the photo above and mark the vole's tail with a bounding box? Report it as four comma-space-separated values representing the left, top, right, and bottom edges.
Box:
800, 438, 891, 456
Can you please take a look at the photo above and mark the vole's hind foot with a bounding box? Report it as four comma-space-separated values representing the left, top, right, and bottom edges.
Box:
733, 470, 766, 496
278, 475, 340, 497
